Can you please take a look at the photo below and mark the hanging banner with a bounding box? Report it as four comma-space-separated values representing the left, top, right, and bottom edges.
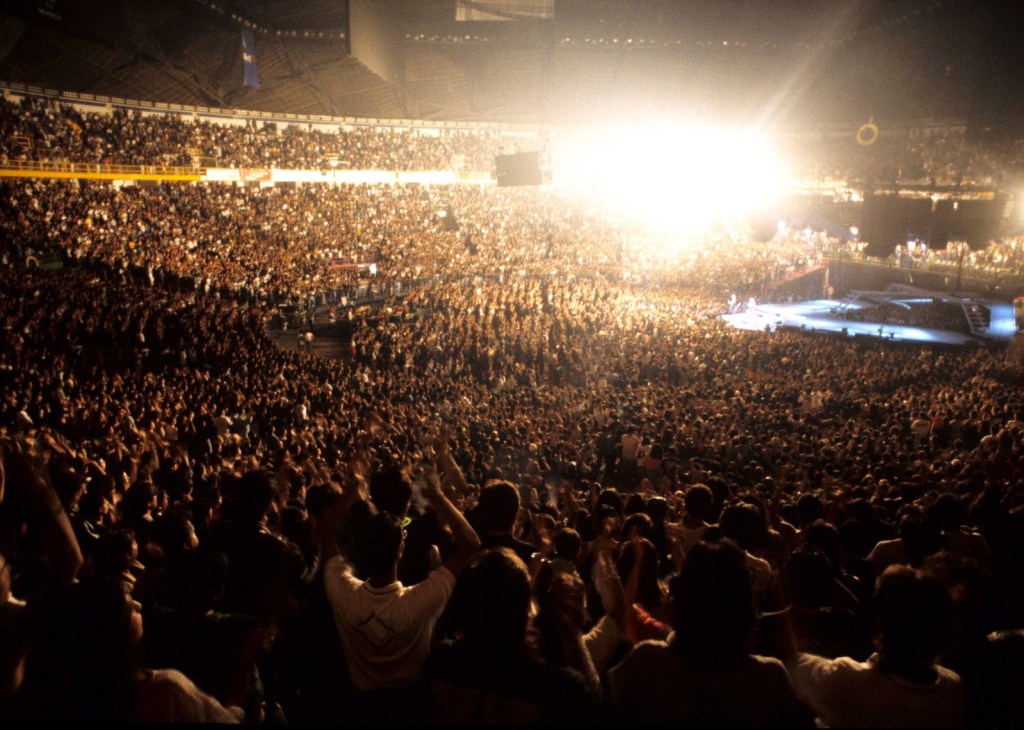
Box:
242, 30, 260, 89
241, 169, 272, 182
456, 0, 554, 21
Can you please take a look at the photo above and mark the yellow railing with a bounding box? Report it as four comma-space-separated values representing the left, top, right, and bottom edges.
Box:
0, 159, 203, 181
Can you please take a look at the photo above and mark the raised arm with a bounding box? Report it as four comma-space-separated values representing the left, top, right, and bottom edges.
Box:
421, 464, 480, 575
592, 548, 627, 630
3, 437, 84, 590
433, 431, 468, 494
314, 480, 362, 563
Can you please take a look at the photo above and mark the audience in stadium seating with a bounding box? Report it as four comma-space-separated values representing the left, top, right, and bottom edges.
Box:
4, 94, 1024, 186
0, 96, 505, 172
2, 94, 1024, 726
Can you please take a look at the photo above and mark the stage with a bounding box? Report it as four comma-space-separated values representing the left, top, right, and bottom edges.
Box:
721, 288, 1018, 346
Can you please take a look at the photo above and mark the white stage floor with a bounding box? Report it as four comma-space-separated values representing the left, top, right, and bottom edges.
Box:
721, 298, 1018, 346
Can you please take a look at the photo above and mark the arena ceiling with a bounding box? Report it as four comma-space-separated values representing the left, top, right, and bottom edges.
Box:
0, 0, 1020, 130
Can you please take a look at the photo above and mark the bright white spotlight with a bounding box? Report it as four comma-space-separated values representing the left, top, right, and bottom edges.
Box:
552, 124, 786, 237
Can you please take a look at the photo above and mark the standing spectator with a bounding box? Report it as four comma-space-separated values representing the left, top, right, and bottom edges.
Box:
608, 539, 810, 726
784, 565, 964, 728
11, 576, 244, 722
470, 480, 537, 566
316, 463, 479, 721
423, 548, 594, 724
619, 426, 641, 487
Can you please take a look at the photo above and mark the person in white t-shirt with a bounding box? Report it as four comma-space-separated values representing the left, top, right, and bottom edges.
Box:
784, 565, 965, 728
316, 465, 480, 692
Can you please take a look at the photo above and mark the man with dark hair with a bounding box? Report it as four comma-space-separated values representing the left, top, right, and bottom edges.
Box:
673, 483, 715, 555
422, 548, 593, 724
869, 508, 947, 572
207, 469, 304, 625
368, 467, 413, 520
471, 480, 536, 565
358, 512, 406, 578
785, 565, 964, 727
316, 465, 479, 698
608, 538, 809, 726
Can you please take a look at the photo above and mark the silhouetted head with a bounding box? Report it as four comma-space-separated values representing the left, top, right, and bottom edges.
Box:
474, 481, 521, 534
359, 511, 405, 577
670, 538, 755, 667
446, 548, 530, 651
369, 466, 413, 519
874, 565, 955, 670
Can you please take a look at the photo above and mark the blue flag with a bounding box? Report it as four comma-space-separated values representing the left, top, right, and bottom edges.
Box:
241, 30, 259, 89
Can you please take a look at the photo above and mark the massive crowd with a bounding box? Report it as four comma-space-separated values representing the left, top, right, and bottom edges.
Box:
891, 237, 1024, 284
0, 95, 513, 172
4, 93, 1024, 187
1, 94, 1024, 725
0, 177, 836, 304
779, 126, 1024, 187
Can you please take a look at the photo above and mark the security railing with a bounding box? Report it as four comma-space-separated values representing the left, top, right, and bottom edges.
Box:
0, 159, 203, 177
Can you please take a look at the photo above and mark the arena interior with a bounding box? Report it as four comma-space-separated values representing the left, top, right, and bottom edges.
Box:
2, 0, 1024, 725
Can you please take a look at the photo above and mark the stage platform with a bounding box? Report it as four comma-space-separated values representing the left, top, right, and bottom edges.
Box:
721, 287, 1018, 346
